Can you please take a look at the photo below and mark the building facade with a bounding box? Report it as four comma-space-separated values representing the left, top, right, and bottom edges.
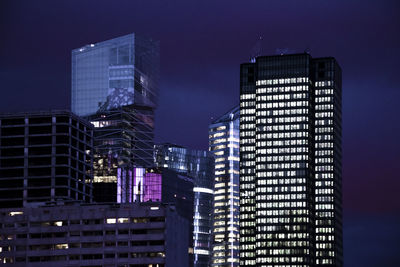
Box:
239, 54, 342, 266
71, 34, 159, 203
0, 111, 93, 208
154, 144, 214, 267
0, 202, 189, 266
311, 58, 342, 266
88, 105, 155, 203
209, 106, 240, 266
71, 33, 159, 117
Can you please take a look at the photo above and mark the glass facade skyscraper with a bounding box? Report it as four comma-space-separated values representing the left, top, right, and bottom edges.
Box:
71, 34, 159, 203
209, 106, 240, 266
71, 33, 159, 117
154, 143, 214, 267
239, 54, 342, 266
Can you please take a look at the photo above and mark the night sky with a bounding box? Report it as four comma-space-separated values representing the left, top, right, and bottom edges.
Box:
1, 0, 399, 265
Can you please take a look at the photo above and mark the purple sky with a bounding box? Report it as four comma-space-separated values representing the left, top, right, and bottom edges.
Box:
1, 1, 399, 264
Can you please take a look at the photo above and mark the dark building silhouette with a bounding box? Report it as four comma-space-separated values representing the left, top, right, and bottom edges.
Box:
239, 53, 342, 266
0, 111, 93, 208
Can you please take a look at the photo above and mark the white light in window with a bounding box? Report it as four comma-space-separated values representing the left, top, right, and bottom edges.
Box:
193, 187, 214, 194
106, 218, 116, 224
118, 218, 129, 223
194, 249, 210, 255
9, 211, 23, 216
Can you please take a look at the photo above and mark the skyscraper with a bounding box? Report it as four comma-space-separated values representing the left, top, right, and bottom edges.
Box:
209, 106, 240, 266
311, 58, 342, 266
71, 34, 159, 117
239, 53, 342, 266
154, 143, 214, 267
71, 34, 159, 203
0, 111, 94, 208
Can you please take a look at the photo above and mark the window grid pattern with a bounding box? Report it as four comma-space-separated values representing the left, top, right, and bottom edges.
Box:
313, 59, 342, 267
209, 106, 240, 266
239, 63, 257, 266
239, 54, 342, 267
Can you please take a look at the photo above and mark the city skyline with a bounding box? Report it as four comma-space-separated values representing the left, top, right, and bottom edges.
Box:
1, 1, 400, 266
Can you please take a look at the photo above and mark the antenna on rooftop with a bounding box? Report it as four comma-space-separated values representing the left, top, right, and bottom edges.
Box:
250, 36, 263, 63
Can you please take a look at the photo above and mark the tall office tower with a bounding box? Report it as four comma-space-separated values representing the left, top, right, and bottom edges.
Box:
209, 106, 240, 267
71, 34, 159, 203
154, 144, 214, 267
312, 58, 342, 266
239, 53, 342, 266
0, 111, 93, 208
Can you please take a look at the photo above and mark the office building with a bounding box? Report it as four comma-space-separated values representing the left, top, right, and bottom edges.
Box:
209, 106, 240, 266
0, 111, 93, 208
71, 33, 159, 117
71, 33, 159, 203
88, 105, 155, 203
154, 143, 214, 267
311, 58, 342, 266
239, 53, 342, 266
0, 202, 189, 266
122, 167, 195, 224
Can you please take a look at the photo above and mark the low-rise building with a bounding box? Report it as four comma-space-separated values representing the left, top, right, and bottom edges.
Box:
0, 202, 189, 266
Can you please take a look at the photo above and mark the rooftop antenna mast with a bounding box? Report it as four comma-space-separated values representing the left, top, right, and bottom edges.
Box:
250, 36, 263, 63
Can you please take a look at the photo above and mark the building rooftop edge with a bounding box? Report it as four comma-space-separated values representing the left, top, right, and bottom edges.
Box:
0, 110, 93, 128
71, 33, 135, 53
211, 105, 240, 125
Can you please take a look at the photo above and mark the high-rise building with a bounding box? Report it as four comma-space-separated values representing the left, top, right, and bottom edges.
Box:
311, 58, 342, 266
209, 106, 240, 266
0, 111, 94, 208
71, 34, 159, 203
88, 105, 155, 203
0, 202, 189, 266
71, 34, 159, 117
239, 53, 342, 266
154, 143, 214, 267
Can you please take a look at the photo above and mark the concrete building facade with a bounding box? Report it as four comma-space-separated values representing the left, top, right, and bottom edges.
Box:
0, 111, 94, 208
0, 202, 189, 266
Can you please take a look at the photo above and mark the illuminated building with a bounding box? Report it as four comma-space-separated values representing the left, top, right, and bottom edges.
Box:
0, 202, 189, 266
239, 53, 342, 266
0, 111, 93, 208
130, 167, 194, 224
87, 105, 155, 203
312, 58, 342, 266
154, 143, 214, 267
209, 105, 240, 266
71, 34, 159, 203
